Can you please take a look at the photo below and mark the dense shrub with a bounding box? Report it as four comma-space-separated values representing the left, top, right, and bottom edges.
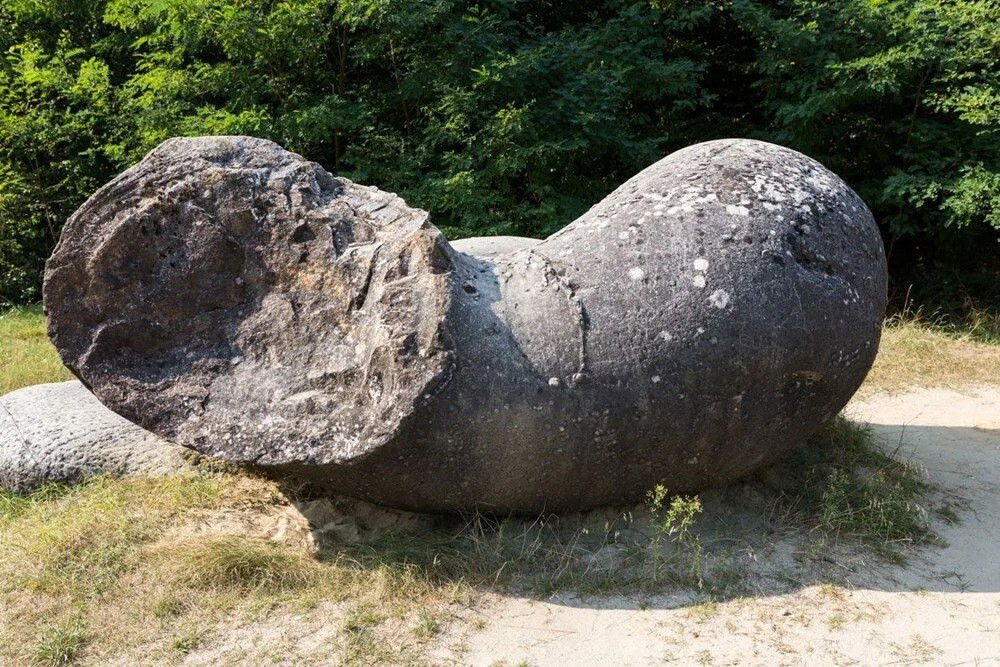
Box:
1, 0, 996, 307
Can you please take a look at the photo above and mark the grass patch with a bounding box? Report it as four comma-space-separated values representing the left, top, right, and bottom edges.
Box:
32, 618, 88, 667
761, 417, 935, 561
864, 312, 1000, 393
0, 475, 223, 598
155, 535, 318, 592
0, 305, 72, 395
411, 609, 439, 640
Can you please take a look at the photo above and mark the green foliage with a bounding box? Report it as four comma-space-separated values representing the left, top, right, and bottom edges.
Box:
0, 0, 996, 304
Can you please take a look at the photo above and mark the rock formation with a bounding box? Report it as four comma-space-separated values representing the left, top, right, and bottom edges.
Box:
0, 381, 195, 491
44, 136, 887, 513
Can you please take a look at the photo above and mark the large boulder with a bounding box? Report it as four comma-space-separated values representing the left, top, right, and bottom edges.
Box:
45, 136, 887, 513
0, 381, 195, 492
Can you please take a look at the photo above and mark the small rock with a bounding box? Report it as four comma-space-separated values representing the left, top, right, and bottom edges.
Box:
0, 382, 196, 492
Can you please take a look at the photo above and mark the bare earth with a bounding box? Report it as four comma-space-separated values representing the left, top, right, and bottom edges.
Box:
430, 386, 1000, 666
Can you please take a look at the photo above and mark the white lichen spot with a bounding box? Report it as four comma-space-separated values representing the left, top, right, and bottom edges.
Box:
692, 275, 706, 288
651, 375, 661, 384
709, 289, 730, 309
659, 330, 673, 342
693, 258, 709, 271
726, 204, 750, 216
628, 267, 645, 281
548, 377, 561, 388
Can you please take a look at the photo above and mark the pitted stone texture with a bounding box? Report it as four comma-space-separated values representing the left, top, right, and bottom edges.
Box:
0, 381, 194, 492
46, 136, 453, 466
45, 137, 886, 514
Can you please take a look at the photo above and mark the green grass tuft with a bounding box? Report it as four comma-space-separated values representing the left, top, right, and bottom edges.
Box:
0, 475, 223, 598
32, 618, 88, 667
156, 535, 318, 592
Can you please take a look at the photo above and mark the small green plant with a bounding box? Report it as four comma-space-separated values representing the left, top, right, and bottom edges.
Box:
338, 603, 414, 666
412, 609, 440, 640
646, 484, 704, 587
685, 601, 717, 621
32, 618, 88, 666
172, 629, 204, 655
151, 595, 186, 619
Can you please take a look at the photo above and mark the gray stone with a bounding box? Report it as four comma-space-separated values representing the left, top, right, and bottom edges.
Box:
0, 381, 195, 492
45, 136, 887, 514
451, 236, 539, 257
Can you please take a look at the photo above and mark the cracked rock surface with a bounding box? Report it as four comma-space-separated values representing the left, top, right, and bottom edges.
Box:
45, 136, 886, 513
0, 381, 195, 492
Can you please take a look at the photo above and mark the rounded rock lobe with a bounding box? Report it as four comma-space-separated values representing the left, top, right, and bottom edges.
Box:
0, 381, 195, 491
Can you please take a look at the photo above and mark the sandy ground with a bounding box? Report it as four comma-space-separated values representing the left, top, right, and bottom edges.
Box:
431, 386, 1000, 666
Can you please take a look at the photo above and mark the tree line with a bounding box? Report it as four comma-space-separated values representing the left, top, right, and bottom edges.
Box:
1, 0, 997, 309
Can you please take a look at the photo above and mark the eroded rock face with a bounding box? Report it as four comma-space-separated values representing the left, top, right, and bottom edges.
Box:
46, 136, 453, 467
0, 381, 195, 491
45, 137, 887, 513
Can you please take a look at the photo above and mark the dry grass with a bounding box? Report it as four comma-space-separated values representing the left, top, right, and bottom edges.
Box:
0, 305, 73, 395
863, 313, 1000, 394
0, 473, 461, 665
154, 535, 320, 592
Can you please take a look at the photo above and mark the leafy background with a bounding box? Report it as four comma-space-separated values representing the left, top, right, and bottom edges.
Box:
1, 0, 997, 312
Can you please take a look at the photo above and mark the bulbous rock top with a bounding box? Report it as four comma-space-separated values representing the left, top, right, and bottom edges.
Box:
44, 136, 887, 513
